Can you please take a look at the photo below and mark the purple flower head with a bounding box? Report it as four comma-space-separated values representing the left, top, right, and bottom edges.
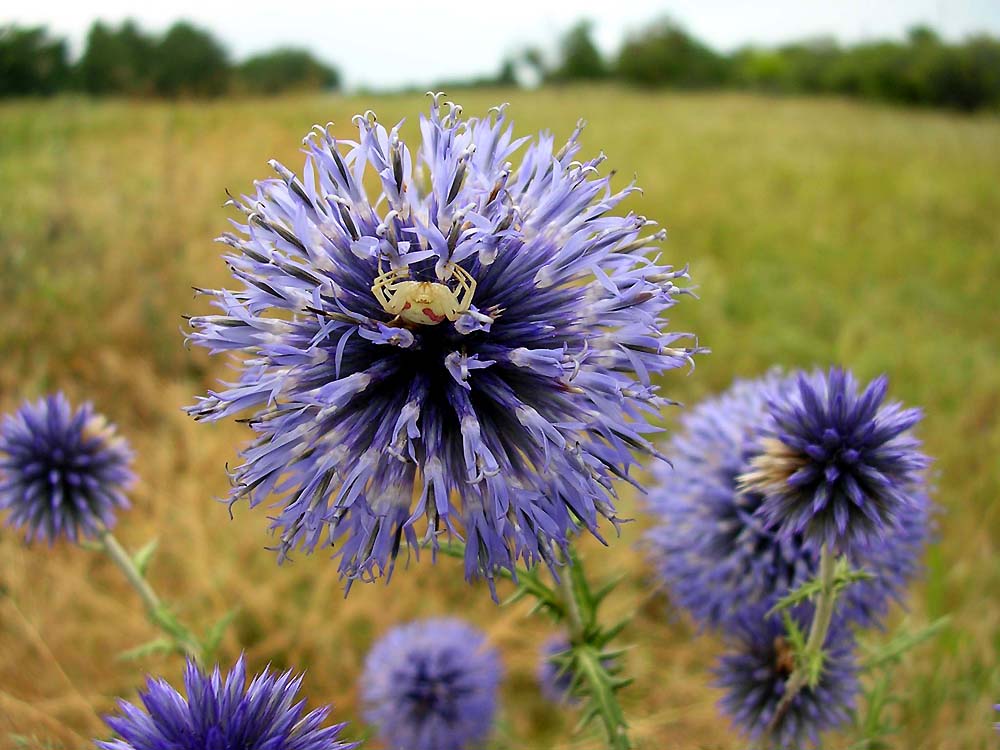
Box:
645, 372, 931, 629
716, 605, 858, 749
741, 368, 929, 554
0, 393, 134, 544
361, 618, 501, 750
186, 96, 699, 592
96, 655, 358, 750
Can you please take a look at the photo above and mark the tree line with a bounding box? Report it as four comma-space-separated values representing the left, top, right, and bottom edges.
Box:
3, 16, 999, 111
0, 20, 340, 98
538, 18, 1000, 112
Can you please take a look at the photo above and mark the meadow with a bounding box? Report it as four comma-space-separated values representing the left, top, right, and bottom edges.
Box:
0, 86, 998, 749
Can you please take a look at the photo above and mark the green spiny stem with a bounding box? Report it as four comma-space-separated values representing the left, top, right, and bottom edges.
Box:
765, 542, 837, 740
555, 550, 632, 750
557, 554, 586, 640
97, 528, 204, 664
432, 539, 632, 749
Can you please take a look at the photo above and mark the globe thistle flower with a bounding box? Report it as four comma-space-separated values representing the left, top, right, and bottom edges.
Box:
715, 606, 858, 749
645, 372, 931, 629
741, 368, 929, 555
361, 618, 501, 750
96, 655, 357, 750
186, 95, 698, 590
0, 393, 134, 544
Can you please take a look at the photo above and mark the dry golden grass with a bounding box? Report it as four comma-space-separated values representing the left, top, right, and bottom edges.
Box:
0, 87, 998, 749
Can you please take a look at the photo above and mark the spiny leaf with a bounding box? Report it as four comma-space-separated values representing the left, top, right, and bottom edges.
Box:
575, 646, 632, 750
782, 609, 807, 657
592, 573, 628, 607
768, 558, 874, 617
862, 616, 950, 671
132, 538, 159, 577
117, 637, 174, 661
203, 607, 239, 659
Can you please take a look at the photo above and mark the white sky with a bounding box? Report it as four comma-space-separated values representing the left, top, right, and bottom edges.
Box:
7, 0, 1000, 90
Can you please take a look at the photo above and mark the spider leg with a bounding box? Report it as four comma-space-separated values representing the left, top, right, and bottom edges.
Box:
371, 269, 408, 313
449, 264, 477, 312
372, 268, 408, 293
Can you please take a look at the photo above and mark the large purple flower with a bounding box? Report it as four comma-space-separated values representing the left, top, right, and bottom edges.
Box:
645, 372, 931, 629
96, 656, 357, 750
741, 368, 929, 554
187, 96, 698, 590
0, 393, 134, 544
715, 605, 858, 749
361, 618, 501, 750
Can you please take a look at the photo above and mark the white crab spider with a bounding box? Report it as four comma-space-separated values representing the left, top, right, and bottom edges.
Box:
371, 261, 477, 326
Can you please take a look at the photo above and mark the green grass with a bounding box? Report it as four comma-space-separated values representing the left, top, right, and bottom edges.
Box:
0, 87, 998, 749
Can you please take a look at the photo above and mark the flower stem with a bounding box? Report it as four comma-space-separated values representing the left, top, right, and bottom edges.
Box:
554, 550, 632, 750
766, 542, 837, 740
804, 543, 837, 655
97, 527, 204, 664
429, 540, 632, 749
557, 553, 585, 641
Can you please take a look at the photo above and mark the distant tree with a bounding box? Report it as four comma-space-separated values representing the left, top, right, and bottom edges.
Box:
935, 35, 1000, 111
77, 20, 156, 95
617, 18, 729, 88
495, 57, 518, 86
730, 47, 794, 92
775, 37, 841, 93
521, 46, 548, 85
238, 48, 340, 94
152, 21, 230, 97
553, 20, 606, 81
0, 25, 69, 96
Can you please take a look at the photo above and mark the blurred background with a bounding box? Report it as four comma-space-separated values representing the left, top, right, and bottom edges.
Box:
1, 1, 998, 748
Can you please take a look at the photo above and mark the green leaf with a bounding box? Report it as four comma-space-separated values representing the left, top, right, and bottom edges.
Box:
862, 616, 950, 671
203, 607, 240, 660
575, 646, 632, 750
117, 637, 175, 661
132, 538, 159, 577
782, 609, 807, 656
768, 558, 874, 617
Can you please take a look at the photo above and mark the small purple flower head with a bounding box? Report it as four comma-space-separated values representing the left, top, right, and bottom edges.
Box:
361, 618, 501, 750
96, 655, 358, 750
645, 372, 931, 629
186, 96, 699, 591
0, 393, 134, 544
741, 368, 929, 554
716, 606, 858, 749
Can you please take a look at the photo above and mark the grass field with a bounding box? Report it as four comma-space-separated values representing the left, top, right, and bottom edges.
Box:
0, 86, 998, 749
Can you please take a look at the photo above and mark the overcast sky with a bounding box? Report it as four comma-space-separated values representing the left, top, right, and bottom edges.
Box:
8, 0, 1000, 90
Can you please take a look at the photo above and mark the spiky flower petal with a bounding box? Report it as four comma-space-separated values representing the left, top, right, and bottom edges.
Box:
742, 368, 929, 554
361, 618, 501, 750
96, 655, 357, 750
187, 97, 698, 591
0, 394, 133, 544
645, 372, 931, 628
716, 606, 858, 749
